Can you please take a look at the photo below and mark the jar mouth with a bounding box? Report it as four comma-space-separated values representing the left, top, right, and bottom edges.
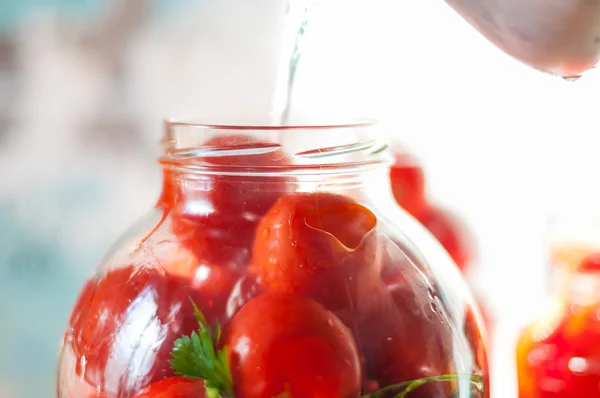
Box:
164, 117, 378, 131
161, 117, 391, 176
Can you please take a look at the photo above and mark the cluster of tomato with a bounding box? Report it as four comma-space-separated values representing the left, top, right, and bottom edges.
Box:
389, 151, 493, 336
516, 254, 600, 398
63, 135, 479, 398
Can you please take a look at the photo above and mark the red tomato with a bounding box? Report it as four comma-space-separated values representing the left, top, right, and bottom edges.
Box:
133, 377, 205, 398
148, 245, 238, 297
67, 265, 228, 397
357, 275, 454, 398
171, 212, 257, 272
335, 236, 425, 328
414, 205, 474, 272
252, 192, 381, 310
378, 235, 433, 284
170, 134, 290, 216
198, 134, 290, 215
389, 153, 427, 214
157, 134, 289, 214
169, 134, 290, 271
578, 252, 600, 272
226, 292, 362, 398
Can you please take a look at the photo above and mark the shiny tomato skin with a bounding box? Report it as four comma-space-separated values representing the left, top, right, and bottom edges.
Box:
389, 153, 427, 214
171, 210, 260, 273
133, 377, 205, 398
224, 274, 264, 320
357, 276, 454, 398
159, 134, 289, 212
198, 134, 290, 215
226, 292, 362, 398
414, 205, 474, 272
169, 134, 290, 270
67, 266, 226, 397
151, 246, 239, 302
378, 235, 433, 285
252, 192, 381, 310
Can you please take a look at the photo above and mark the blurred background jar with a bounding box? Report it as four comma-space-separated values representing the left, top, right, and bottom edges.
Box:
516, 253, 600, 397
516, 208, 600, 397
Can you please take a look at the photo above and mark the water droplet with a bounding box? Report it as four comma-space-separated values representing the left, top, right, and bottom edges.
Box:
426, 286, 436, 300
562, 75, 582, 83
429, 301, 442, 318
79, 356, 87, 376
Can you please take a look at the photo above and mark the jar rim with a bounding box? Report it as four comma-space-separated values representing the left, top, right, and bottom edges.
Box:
160, 117, 391, 176
163, 117, 378, 131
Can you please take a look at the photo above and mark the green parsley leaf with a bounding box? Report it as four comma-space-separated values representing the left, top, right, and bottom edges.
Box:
169, 298, 234, 398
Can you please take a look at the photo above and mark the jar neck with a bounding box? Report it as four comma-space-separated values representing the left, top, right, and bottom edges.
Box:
156, 119, 393, 209
157, 166, 391, 210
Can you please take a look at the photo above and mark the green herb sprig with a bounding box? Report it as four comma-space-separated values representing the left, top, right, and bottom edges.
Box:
361, 373, 485, 398
169, 299, 234, 398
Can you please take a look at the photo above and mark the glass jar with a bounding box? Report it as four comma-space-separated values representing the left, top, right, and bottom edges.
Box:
516, 253, 600, 398
56, 119, 489, 398
388, 145, 494, 345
